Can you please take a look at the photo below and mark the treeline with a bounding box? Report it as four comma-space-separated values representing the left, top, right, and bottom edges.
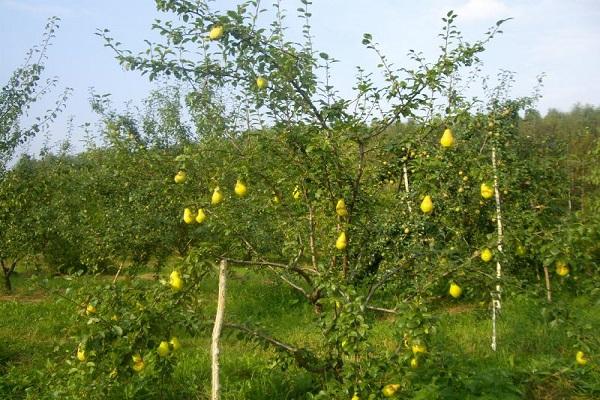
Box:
520, 104, 600, 211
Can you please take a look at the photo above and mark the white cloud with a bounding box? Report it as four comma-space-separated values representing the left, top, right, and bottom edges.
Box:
456, 0, 511, 21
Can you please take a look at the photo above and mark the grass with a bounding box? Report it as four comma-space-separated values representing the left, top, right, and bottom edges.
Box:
1, 270, 599, 399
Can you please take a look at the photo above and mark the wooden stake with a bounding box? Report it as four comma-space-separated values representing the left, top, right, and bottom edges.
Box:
402, 163, 412, 213
543, 265, 552, 303
211, 259, 228, 400
491, 146, 504, 351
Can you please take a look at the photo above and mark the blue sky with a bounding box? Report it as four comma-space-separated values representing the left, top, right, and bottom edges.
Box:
1, 0, 599, 154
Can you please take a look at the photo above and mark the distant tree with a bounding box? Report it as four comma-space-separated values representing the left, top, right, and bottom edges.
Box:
0, 16, 70, 173
0, 17, 70, 291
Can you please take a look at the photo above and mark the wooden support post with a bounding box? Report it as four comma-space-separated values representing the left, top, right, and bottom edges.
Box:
211, 259, 227, 400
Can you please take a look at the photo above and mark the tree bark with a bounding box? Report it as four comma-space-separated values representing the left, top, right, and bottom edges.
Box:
211, 259, 228, 400
1, 260, 16, 292
3, 271, 12, 292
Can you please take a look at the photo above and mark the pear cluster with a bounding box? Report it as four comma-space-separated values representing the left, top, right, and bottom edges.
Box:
157, 336, 182, 357
334, 198, 349, 250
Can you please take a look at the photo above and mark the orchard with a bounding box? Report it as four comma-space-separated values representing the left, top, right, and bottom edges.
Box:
1, 1, 599, 399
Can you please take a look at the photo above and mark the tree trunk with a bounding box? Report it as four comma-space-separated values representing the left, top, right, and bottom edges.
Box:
211, 259, 228, 400
2, 260, 16, 292
3, 271, 12, 292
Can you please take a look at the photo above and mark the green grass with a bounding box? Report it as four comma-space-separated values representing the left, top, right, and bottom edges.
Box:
1, 272, 599, 399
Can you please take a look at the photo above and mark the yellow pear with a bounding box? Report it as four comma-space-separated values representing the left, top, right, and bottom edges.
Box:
410, 357, 419, 369
272, 194, 280, 204
382, 383, 401, 398
481, 248, 493, 262
174, 170, 186, 184
234, 180, 247, 197
211, 187, 223, 205
336, 198, 348, 217
196, 208, 206, 223
576, 351, 588, 366
420, 195, 433, 214
209, 25, 224, 40
412, 342, 427, 354
157, 341, 170, 357
516, 244, 526, 257
481, 183, 494, 199
170, 337, 182, 351
293, 186, 301, 200
76, 346, 86, 362
449, 282, 462, 298
351, 394, 360, 400
336, 231, 347, 250
86, 304, 96, 315
183, 208, 195, 224
556, 260, 569, 276
132, 354, 145, 372
440, 128, 454, 148
256, 76, 268, 90
169, 270, 183, 292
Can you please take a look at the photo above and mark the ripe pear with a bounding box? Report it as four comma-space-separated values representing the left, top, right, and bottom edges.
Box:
576, 351, 588, 366
382, 383, 401, 397
132, 354, 145, 372
410, 357, 419, 369
449, 282, 462, 298
420, 195, 433, 214
336, 231, 347, 250
196, 208, 206, 223
86, 304, 96, 315
170, 337, 182, 351
183, 208, 195, 224
412, 342, 427, 354
336, 198, 348, 217
440, 128, 454, 148
174, 170, 186, 184
157, 341, 170, 357
77, 346, 86, 362
211, 187, 223, 205
293, 186, 301, 200
351, 394, 360, 400
556, 260, 569, 276
272, 194, 280, 204
234, 180, 247, 197
256, 76, 268, 90
480, 183, 494, 199
209, 25, 224, 40
481, 248, 493, 262
169, 270, 183, 292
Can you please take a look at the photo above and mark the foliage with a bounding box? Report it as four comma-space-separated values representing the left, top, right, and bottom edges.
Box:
0, 1, 598, 398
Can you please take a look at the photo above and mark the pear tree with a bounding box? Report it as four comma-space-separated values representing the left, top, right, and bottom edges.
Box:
57, 1, 550, 398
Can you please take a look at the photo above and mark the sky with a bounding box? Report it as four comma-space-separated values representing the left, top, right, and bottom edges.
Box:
1, 0, 599, 155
